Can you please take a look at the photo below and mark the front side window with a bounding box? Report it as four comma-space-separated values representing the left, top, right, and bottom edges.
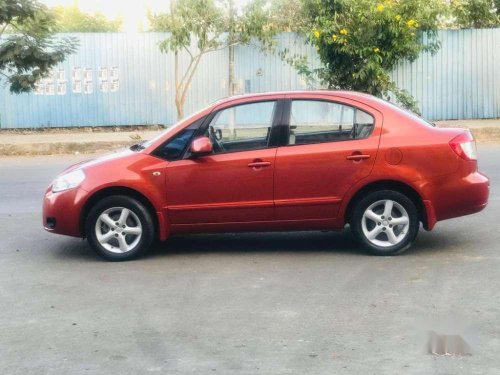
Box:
288, 100, 374, 145
154, 117, 204, 160
203, 101, 277, 154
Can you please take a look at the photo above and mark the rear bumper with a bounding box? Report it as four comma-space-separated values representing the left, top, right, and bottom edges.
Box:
43, 187, 89, 237
424, 171, 489, 229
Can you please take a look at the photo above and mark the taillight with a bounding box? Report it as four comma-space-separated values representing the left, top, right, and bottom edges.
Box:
449, 132, 477, 161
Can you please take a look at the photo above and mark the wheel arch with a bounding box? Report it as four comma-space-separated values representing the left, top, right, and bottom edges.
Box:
80, 186, 160, 239
344, 179, 428, 228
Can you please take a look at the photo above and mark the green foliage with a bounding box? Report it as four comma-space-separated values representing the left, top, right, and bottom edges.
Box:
266, 0, 307, 32
450, 0, 500, 28
0, 0, 77, 94
296, 0, 445, 113
150, 0, 227, 53
53, 5, 122, 32
149, 0, 279, 119
238, 0, 280, 46
149, 0, 276, 54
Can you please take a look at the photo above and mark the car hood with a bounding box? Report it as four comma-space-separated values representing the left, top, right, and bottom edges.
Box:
60, 148, 137, 175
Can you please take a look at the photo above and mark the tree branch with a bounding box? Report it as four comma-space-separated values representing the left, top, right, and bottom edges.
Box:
0, 23, 9, 38
182, 44, 194, 60
207, 40, 241, 53
176, 44, 210, 92
177, 54, 196, 93
179, 53, 203, 107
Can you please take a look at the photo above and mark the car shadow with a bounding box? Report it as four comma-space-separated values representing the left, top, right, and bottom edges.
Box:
50, 227, 467, 262
50, 230, 364, 262
148, 230, 365, 258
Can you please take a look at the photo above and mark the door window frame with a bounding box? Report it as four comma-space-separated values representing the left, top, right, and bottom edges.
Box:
184, 98, 286, 158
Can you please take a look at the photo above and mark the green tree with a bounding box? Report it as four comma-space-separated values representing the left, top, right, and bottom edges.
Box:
53, 5, 122, 32
267, 0, 307, 32
450, 0, 500, 28
0, 0, 77, 93
292, 0, 445, 112
149, 0, 277, 120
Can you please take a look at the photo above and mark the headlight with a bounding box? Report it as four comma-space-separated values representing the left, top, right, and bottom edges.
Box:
52, 169, 85, 193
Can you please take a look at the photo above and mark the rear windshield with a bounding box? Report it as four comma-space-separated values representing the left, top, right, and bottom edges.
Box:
374, 97, 436, 127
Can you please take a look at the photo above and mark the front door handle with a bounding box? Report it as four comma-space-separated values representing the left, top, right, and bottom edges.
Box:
248, 160, 271, 169
346, 153, 371, 161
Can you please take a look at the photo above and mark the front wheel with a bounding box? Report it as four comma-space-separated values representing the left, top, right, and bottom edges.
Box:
351, 190, 419, 255
86, 195, 155, 261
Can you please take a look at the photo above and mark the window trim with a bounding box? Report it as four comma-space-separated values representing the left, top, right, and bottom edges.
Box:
183, 99, 285, 158
281, 98, 376, 147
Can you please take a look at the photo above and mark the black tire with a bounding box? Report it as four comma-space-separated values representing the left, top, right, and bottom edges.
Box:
86, 195, 155, 261
350, 190, 419, 256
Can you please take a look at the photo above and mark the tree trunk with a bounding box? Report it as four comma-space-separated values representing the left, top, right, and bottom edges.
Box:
174, 52, 184, 121
176, 103, 184, 120
171, 0, 184, 122
228, 0, 235, 96
229, 44, 235, 96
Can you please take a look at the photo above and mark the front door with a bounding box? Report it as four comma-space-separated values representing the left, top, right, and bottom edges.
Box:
165, 99, 281, 224
274, 96, 382, 220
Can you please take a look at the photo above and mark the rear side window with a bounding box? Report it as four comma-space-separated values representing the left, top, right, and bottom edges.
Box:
288, 100, 374, 145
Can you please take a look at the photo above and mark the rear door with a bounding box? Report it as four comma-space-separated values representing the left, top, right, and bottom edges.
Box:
274, 94, 382, 220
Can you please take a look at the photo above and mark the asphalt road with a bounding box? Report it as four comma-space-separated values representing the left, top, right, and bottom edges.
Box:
0, 146, 499, 375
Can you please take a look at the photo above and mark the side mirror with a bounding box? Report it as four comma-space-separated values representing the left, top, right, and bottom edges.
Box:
190, 136, 213, 156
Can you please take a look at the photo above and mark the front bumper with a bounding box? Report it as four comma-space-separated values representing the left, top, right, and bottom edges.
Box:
43, 186, 89, 238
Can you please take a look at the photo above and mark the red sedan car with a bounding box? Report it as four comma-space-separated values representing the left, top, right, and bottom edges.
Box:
43, 91, 489, 260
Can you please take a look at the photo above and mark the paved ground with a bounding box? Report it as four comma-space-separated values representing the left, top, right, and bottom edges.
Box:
0, 146, 499, 374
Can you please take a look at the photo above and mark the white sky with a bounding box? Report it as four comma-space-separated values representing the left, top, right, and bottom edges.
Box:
40, 0, 251, 32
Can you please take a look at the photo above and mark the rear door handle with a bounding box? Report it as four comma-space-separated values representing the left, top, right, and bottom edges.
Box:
346, 153, 371, 161
248, 161, 271, 168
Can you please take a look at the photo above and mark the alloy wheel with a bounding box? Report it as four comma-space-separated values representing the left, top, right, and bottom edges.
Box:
95, 207, 142, 253
361, 199, 410, 248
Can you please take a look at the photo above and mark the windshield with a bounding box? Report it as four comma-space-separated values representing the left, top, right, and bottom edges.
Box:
137, 105, 214, 150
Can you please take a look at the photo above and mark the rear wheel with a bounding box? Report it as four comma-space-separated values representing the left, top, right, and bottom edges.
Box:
86, 195, 154, 261
351, 190, 419, 255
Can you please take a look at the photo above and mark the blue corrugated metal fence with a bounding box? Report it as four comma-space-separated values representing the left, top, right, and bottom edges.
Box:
391, 29, 500, 120
0, 30, 499, 128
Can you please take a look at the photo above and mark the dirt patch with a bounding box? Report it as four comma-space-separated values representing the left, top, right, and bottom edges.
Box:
0, 124, 166, 135
0, 141, 133, 156
438, 125, 500, 143
469, 127, 500, 143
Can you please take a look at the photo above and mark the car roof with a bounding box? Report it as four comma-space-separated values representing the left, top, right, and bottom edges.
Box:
214, 90, 387, 110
